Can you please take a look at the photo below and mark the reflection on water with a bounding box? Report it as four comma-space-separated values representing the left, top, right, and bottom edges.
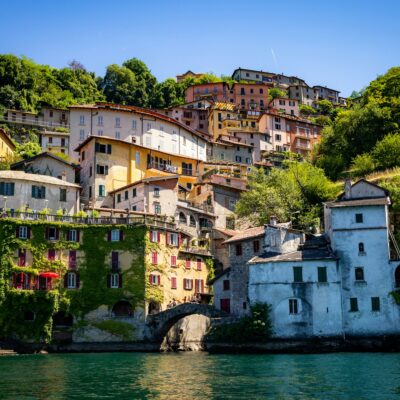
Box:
0, 352, 400, 399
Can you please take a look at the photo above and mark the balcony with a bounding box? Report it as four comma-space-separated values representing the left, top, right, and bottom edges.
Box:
1, 115, 70, 130
178, 199, 214, 214
147, 161, 178, 174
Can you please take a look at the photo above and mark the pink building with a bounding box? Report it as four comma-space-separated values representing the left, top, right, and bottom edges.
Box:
269, 98, 299, 117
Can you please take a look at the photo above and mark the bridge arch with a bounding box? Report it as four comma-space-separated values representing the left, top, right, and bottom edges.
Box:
146, 303, 227, 343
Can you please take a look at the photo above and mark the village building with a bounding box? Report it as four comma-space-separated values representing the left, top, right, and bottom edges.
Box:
0, 128, 16, 162
11, 152, 77, 184
69, 102, 209, 160
0, 170, 80, 214
269, 97, 300, 117
40, 130, 70, 155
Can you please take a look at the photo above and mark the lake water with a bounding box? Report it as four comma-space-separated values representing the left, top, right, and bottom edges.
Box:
0, 352, 400, 399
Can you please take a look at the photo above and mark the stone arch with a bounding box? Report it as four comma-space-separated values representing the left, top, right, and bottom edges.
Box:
112, 300, 133, 317
146, 303, 226, 343
395, 265, 400, 288
52, 311, 73, 327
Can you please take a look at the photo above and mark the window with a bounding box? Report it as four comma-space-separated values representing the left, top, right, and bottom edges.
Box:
253, 240, 260, 253
115, 131, 120, 139
131, 205, 137, 211
275, 123, 281, 130
355, 213, 363, 223
171, 277, 177, 289
289, 299, 299, 314
350, 297, 358, 312
223, 280, 230, 291
81, 151, 85, 161
168, 233, 179, 246
67, 272, 77, 289
98, 116, 103, 126
117, 194, 121, 203
358, 242, 365, 253
46, 227, 58, 241
48, 249, 56, 261
235, 156, 242, 163
149, 274, 160, 286
132, 188, 137, 197
235, 243, 242, 256
371, 297, 380, 312
95, 143, 112, 154
132, 119, 137, 129
68, 230, 78, 242
18, 226, 28, 240
18, 249, 26, 266
48, 137, 53, 144
99, 185, 106, 197
355, 267, 364, 281
150, 230, 160, 243
60, 188, 67, 202
151, 252, 158, 265
154, 203, 161, 215
154, 187, 160, 197
183, 278, 193, 290
98, 130, 103, 136
79, 115, 85, 125
111, 229, 121, 242
110, 273, 120, 289
69, 250, 77, 269
115, 117, 121, 128
185, 258, 191, 269
31, 185, 46, 199
293, 267, 303, 283
0, 182, 15, 196
196, 258, 202, 271
147, 122, 152, 131
79, 129, 85, 141
318, 267, 327, 283
170, 255, 177, 267
195, 279, 204, 294
89, 186, 92, 198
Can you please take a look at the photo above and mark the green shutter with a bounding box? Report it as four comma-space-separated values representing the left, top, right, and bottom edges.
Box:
31, 186, 36, 198
41, 186, 46, 199
293, 267, 303, 283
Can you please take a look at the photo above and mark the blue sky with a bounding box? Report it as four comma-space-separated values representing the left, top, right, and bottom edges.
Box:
1, 0, 399, 96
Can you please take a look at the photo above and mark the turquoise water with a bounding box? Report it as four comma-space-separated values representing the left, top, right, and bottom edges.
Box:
0, 352, 400, 399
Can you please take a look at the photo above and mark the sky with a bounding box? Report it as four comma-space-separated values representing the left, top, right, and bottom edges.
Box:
1, 0, 399, 97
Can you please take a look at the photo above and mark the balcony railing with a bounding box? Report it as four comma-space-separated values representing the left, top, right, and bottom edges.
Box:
147, 162, 178, 174
178, 200, 214, 214
1, 115, 70, 130
1, 210, 176, 229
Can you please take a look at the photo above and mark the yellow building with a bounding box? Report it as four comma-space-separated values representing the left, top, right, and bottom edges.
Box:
76, 135, 204, 207
0, 128, 15, 162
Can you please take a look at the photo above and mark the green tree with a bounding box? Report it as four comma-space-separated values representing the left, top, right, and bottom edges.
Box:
299, 104, 317, 117
268, 88, 286, 101
350, 153, 376, 177
372, 133, 400, 169
15, 142, 42, 159
315, 99, 334, 115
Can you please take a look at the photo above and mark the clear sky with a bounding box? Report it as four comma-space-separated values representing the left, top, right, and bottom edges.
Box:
1, 0, 399, 97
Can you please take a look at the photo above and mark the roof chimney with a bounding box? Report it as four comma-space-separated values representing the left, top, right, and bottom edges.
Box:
270, 215, 277, 226
344, 179, 352, 199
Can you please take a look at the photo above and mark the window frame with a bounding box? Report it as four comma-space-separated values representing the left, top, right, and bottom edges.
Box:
289, 299, 299, 314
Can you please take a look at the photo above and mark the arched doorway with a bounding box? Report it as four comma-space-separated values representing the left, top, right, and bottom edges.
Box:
53, 311, 73, 327
112, 300, 133, 317
395, 266, 400, 287
148, 301, 161, 315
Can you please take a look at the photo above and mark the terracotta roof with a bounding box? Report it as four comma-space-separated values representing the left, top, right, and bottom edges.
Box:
213, 228, 239, 237
0, 170, 80, 188
260, 110, 322, 126
223, 226, 264, 244
69, 102, 209, 141
212, 102, 236, 112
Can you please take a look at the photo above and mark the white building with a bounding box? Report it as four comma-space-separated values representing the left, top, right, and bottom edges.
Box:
69, 102, 209, 161
0, 170, 80, 214
246, 180, 400, 339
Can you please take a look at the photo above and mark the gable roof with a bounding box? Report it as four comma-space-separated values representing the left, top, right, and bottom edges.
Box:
337, 179, 390, 200
0, 170, 80, 188
0, 128, 16, 151
11, 151, 77, 170
223, 226, 265, 244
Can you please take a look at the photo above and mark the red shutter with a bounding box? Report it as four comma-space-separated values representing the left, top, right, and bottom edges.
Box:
201, 279, 204, 293
149, 231, 152, 241
171, 255, 176, 267
108, 231, 112, 241
197, 259, 202, 270
178, 234, 182, 247
166, 232, 170, 245
119, 230, 124, 241
149, 274, 153, 284
48, 249, 55, 261
186, 258, 191, 269
156, 275, 160, 285
64, 273, 68, 288
15, 227, 19, 238
76, 273, 80, 288
157, 231, 161, 243
118, 274, 122, 288
69, 250, 76, 269
171, 277, 177, 289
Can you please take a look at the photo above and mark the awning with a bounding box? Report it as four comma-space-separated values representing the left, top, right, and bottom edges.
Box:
39, 272, 59, 279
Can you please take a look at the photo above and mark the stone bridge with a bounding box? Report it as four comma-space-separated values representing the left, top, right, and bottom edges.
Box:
146, 303, 228, 343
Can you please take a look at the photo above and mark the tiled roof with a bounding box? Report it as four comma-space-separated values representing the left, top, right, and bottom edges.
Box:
325, 198, 390, 208
212, 102, 236, 112
223, 226, 265, 244
0, 170, 80, 188
11, 151, 77, 169
213, 228, 239, 237
108, 175, 179, 194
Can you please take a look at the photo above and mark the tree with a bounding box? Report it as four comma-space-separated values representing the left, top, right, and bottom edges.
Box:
315, 99, 334, 115
15, 142, 41, 159
299, 104, 317, 117
268, 88, 286, 101
236, 163, 338, 230
350, 153, 376, 177
372, 133, 400, 169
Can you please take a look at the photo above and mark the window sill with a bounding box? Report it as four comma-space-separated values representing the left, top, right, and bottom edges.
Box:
354, 280, 367, 285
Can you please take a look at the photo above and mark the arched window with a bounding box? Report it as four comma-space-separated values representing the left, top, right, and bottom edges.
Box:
395, 266, 400, 288
355, 267, 364, 281
358, 243, 365, 253
179, 212, 186, 224
189, 215, 196, 227
112, 301, 133, 317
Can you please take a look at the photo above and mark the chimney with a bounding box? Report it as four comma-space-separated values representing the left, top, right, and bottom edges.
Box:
270, 215, 277, 226
344, 179, 352, 199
